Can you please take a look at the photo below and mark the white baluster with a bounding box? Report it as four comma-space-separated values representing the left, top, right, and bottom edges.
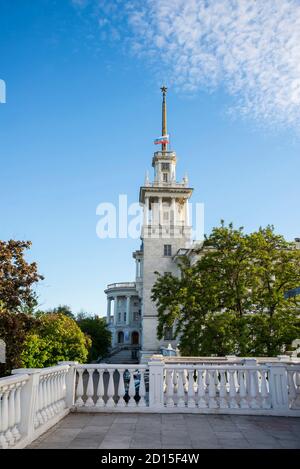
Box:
166, 370, 175, 408
48, 374, 55, 417
128, 370, 137, 408
85, 369, 95, 407
5, 386, 15, 446
45, 375, 53, 418
229, 370, 238, 408
51, 372, 58, 414
0, 387, 9, 449
288, 370, 297, 408
183, 369, 188, 392
95, 369, 105, 407
187, 369, 196, 408
41, 376, 48, 422
295, 371, 300, 407
106, 369, 116, 408
75, 368, 84, 407
261, 370, 270, 409
219, 370, 228, 408
173, 369, 178, 392
12, 383, 21, 441
138, 370, 147, 407
239, 370, 249, 409
296, 370, 300, 391
205, 369, 210, 389
55, 371, 61, 412
249, 369, 260, 409
176, 370, 186, 408
60, 371, 67, 410
208, 370, 218, 408
36, 379, 43, 426
116, 369, 126, 408
215, 370, 220, 387
197, 370, 207, 408
52, 373, 58, 414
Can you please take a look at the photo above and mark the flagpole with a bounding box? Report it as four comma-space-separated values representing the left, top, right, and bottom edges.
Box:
161, 85, 167, 152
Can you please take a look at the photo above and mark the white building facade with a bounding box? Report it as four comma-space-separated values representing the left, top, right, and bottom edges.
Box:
105, 87, 194, 362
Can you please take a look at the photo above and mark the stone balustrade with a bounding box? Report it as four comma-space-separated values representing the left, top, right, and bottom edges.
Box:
0, 364, 73, 449
74, 364, 148, 410
106, 282, 136, 289
163, 364, 270, 411
0, 358, 299, 449
287, 365, 300, 409
0, 374, 28, 449
33, 366, 69, 430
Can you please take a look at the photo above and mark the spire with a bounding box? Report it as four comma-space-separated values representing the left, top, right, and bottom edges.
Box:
161, 85, 168, 151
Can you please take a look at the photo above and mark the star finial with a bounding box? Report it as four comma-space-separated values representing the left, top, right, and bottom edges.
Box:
161, 85, 167, 95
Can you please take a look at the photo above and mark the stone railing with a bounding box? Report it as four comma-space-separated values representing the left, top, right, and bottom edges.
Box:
1, 357, 299, 449
106, 282, 136, 290
0, 364, 73, 449
73, 359, 300, 415
0, 374, 28, 449
74, 364, 148, 411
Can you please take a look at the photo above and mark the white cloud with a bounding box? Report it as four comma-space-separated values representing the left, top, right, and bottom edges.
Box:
73, 0, 300, 131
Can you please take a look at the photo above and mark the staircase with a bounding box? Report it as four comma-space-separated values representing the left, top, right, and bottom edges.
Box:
101, 345, 140, 364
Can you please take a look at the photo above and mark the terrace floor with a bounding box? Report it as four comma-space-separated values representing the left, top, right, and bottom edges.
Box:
27, 413, 300, 449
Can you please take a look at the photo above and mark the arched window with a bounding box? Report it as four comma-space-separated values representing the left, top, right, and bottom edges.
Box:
118, 331, 124, 344
131, 331, 139, 345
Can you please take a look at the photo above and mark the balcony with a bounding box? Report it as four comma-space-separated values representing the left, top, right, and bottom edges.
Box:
1, 355, 299, 449
106, 282, 136, 291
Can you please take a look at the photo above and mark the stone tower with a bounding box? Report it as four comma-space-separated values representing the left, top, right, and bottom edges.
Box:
139, 87, 193, 362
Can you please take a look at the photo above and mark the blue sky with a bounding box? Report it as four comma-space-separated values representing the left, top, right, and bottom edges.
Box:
0, 0, 300, 316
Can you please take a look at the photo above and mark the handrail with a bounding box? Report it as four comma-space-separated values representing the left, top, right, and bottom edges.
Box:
1, 358, 300, 449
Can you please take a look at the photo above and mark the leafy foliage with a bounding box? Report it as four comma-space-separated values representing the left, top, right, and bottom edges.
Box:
76, 313, 111, 361
0, 311, 91, 375
24, 313, 91, 367
0, 240, 43, 313
0, 308, 36, 375
47, 305, 76, 320
152, 223, 300, 356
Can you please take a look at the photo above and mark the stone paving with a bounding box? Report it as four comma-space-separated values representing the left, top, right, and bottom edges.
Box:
28, 413, 300, 449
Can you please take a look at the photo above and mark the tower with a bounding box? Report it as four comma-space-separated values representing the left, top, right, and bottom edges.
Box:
139, 87, 193, 362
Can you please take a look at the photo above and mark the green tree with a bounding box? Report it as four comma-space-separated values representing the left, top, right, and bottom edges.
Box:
152, 223, 300, 356
0, 309, 37, 375
77, 313, 111, 361
0, 311, 91, 375
0, 240, 43, 313
29, 313, 91, 366
19, 333, 50, 368
47, 305, 75, 320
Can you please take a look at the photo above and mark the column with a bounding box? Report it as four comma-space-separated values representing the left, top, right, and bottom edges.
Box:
158, 197, 163, 225
126, 296, 130, 326
185, 200, 189, 226
143, 197, 149, 226
135, 260, 139, 279
148, 356, 165, 409
106, 298, 111, 324
114, 297, 118, 325
171, 197, 176, 225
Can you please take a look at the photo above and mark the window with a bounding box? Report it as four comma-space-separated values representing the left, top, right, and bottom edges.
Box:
124, 312, 127, 322
162, 163, 170, 171
118, 312, 121, 322
163, 173, 168, 182
164, 327, 174, 340
164, 244, 172, 256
